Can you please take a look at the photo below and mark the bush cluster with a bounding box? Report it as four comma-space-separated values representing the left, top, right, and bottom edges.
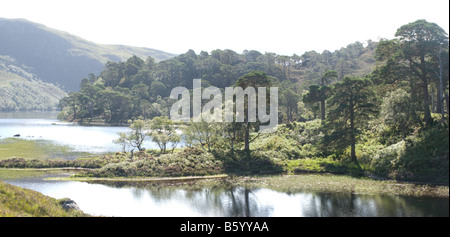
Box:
250, 120, 323, 161
86, 147, 224, 177
361, 123, 449, 183
0, 157, 103, 169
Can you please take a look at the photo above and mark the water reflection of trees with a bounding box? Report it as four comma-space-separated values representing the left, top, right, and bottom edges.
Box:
302, 192, 449, 217
97, 181, 273, 216
174, 186, 272, 217
304, 192, 365, 217
223, 187, 272, 217
94, 181, 448, 217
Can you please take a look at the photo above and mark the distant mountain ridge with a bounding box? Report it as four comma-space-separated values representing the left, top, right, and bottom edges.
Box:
0, 18, 176, 91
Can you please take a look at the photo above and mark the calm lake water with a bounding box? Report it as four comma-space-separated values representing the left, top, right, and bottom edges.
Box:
5, 175, 449, 217
1, 111, 449, 217
0, 111, 166, 154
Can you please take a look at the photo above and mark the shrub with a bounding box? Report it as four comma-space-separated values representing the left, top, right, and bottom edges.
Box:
396, 125, 449, 182
0, 157, 104, 169
370, 140, 406, 178
250, 120, 323, 160
368, 124, 449, 183
283, 158, 363, 176
86, 147, 224, 177
251, 135, 302, 159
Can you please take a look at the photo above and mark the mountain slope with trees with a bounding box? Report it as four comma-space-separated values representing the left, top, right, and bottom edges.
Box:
0, 55, 67, 111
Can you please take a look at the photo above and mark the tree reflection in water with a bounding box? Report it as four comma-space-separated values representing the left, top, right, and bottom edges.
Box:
303, 192, 449, 217
81, 181, 449, 217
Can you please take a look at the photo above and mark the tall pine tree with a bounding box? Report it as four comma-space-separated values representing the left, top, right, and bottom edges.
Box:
322, 77, 378, 163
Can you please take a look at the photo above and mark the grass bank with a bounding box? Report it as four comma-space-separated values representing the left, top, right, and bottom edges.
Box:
250, 174, 449, 198
52, 173, 448, 198
164, 174, 449, 198
0, 180, 89, 217
46, 174, 229, 182
0, 169, 52, 180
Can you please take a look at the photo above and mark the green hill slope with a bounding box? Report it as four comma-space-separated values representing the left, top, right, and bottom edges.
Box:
0, 18, 176, 91
0, 55, 67, 111
0, 180, 88, 217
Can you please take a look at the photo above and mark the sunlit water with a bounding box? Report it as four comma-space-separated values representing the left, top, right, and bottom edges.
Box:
5, 176, 449, 217
0, 111, 173, 154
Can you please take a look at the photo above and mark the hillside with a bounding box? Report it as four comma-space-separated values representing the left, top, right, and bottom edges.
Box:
0, 55, 67, 111
0, 18, 176, 92
0, 180, 88, 217
290, 40, 378, 89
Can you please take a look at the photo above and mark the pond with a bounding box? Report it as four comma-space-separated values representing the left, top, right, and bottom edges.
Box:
4, 175, 449, 217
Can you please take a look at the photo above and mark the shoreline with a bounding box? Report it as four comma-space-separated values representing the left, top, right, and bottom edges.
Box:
1, 168, 448, 199
2, 167, 449, 187
45, 174, 229, 182
40, 172, 449, 198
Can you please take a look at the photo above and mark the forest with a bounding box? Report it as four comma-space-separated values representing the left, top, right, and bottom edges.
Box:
58, 39, 379, 124
58, 19, 449, 183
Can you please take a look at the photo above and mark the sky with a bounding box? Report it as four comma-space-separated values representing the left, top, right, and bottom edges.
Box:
1, 0, 449, 56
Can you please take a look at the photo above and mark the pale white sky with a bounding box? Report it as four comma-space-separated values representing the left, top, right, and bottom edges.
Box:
1, 0, 449, 56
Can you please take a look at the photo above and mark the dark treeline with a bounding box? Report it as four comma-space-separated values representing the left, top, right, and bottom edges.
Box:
58, 39, 378, 124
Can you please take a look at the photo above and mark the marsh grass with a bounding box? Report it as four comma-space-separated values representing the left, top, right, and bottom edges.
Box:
181, 174, 449, 198
0, 169, 50, 180
281, 158, 364, 176
0, 138, 95, 160
252, 174, 449, 198
47, 174, 229, 183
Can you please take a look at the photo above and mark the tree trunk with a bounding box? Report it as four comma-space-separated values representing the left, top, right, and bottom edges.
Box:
350, 123, 356, 163
229, 124, 236, 153
436, 87, 442, 114
445, 91, 449, 116
350, 100, 357, 163
244, 120, 250, 151
422, 76, 432, 126
320, 99, 326, 121
417, 55, 433, 126
431, 90, 436, 113
438, 48, 445, 123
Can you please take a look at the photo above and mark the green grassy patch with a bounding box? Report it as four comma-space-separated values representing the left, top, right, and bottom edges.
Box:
282, 158, 364, 176
46, 174, 228, 183
230, 174, 449, 198
0, 138, 95, 160
0, 180, 89, 217
0, 169, 49, 180
0, 157, 102, 169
